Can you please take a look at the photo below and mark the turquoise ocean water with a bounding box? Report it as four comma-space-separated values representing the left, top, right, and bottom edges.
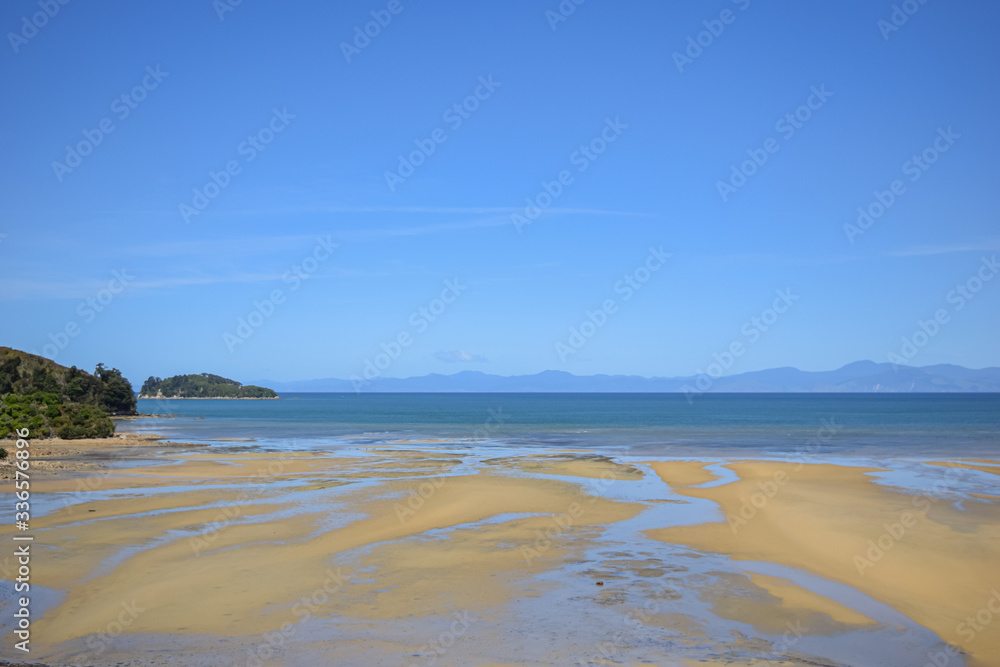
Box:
89, 393, 1000, 666
124, 393, 1000, 458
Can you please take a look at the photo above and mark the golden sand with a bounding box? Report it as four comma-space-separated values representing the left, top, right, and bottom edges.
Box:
647, 460, 1000, 665
645, 460, 721, 488
1, 450, 643, 645
2, 438, 998, 665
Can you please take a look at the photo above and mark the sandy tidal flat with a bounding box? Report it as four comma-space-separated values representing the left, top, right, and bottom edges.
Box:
0, 437, 997, 666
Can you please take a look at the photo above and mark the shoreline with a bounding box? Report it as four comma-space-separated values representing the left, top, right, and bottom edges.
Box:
136, 395, 280, 400
0, 437, 996, 665
0, 434, 207, 479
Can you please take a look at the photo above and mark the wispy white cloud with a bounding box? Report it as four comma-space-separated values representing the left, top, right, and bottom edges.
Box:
887, 240, 1000, 257
66, 206, 655, 256
217, 204, 655, 217
335, 207, 655, 241
0, 264, 410, 300
0, 271, 284, 301
129, 273, 283, 289
339, 215, 511, 240
434, 350, 488, 363
3, 205, 657, 298
90, 204, 654, 219
698, 252, 865, 266
124, 235, 319, 257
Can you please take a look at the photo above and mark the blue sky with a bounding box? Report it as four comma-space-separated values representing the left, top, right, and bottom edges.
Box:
1, 0, 998, 386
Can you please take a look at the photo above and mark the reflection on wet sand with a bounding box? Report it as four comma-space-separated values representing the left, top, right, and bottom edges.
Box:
0, 437, 997, 666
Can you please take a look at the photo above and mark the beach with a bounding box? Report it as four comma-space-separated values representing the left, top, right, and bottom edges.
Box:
1, 433, 997, 666
8, 0, 998, 663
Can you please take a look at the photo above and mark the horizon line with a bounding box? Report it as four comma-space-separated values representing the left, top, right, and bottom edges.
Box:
251, 360, 1000, 385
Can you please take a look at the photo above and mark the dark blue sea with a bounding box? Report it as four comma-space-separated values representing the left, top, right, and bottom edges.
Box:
122, 393, 1000, 458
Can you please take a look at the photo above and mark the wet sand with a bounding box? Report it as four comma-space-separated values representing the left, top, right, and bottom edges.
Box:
0, 438, 997, 666
647, 460, 1000, 666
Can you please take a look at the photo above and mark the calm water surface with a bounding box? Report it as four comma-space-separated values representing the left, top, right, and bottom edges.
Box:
122, 393, 1000, 458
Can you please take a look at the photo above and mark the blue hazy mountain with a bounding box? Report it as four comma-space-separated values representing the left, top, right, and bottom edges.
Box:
255, 362, 1000, 393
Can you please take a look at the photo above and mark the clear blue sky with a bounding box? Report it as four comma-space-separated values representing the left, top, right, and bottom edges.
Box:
1, 0, 998, 386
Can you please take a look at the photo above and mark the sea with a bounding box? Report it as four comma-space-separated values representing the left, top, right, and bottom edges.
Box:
122, 393, 1000, 459
29, 393, 1000, 666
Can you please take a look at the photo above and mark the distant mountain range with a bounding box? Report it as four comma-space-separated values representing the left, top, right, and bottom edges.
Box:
255, 361, 1000, 393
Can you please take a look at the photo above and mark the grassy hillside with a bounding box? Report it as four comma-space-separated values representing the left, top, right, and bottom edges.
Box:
0, 347, 137, 439
139, 373, 278, 399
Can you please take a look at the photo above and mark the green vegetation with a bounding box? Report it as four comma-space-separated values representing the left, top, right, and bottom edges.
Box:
1, 392, 114, 439
0, 347, 136, 439
139, 373, 278, 399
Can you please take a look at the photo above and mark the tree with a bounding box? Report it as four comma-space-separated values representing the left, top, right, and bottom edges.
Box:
66, 366, 99, 403
31, 366, 59, 393
0, 356, 19, 395
95, 364, 137, 415
140, 376, 163, 396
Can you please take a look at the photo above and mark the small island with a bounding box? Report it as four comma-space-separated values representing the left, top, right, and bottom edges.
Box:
139, 374, 279, 399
